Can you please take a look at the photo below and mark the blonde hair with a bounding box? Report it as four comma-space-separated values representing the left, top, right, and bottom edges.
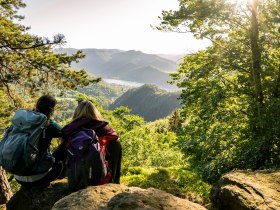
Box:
72, 100, 102, 121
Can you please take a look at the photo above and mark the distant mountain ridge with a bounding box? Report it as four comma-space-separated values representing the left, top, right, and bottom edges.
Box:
56, 48, 179, 91
156, 54, 186, 64
109, 84, 181, 121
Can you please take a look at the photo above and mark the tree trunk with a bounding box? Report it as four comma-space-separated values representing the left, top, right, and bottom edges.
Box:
0, 166, 13, 204
250, 0, 267, 168
273, 64, 280, 98
250, 0, 264, 126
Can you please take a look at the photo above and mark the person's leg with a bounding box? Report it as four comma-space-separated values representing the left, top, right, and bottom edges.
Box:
52, 142, 68, 163
114, 145, 122, 183
15, 143, 67, 189
105, 140, 122, 184
16, 162, 63, 190
52, 142, 68, 179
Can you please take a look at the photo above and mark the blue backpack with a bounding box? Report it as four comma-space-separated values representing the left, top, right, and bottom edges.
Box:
0, 109, 47, 175
66, 128, 110, 190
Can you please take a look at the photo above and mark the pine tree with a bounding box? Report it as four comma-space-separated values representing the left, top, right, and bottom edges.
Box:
0, 0, 100, 203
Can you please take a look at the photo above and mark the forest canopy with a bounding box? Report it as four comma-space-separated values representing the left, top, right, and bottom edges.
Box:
157, 0, 280, 182
0, 0, 100, 107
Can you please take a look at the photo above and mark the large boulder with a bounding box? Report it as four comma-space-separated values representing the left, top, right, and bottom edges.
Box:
6, 180, 206, 210
52, 183, 206, 210
211, 170, 280, 210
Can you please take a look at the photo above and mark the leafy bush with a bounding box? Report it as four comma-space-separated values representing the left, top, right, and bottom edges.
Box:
120, 126, 184, 171
121, 166, 211, 207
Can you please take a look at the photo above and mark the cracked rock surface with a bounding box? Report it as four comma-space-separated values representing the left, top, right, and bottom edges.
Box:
211, 170, 280, 210
6, 181, 206, 210
52, 184, 206, 210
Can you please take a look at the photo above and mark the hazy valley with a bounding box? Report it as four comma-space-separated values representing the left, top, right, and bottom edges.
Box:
56, 48, 182, 91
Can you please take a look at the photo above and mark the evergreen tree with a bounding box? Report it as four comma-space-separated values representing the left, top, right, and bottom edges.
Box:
0, 0, 100, 105
0, 0, 100, 202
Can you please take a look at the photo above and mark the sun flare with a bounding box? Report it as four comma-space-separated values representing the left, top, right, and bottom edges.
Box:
228, 0, 253, 5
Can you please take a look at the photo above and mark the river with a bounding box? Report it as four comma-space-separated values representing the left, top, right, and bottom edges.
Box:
104, 79, 144, 87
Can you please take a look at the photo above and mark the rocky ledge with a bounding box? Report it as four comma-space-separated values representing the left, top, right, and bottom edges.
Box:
6, 180, 206, 210
211, 170, 280, 210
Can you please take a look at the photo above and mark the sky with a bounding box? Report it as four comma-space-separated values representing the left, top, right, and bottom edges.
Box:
20, 0, 211, 55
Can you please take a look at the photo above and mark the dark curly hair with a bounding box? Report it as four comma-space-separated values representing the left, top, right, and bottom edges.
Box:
35, 95, 57, 119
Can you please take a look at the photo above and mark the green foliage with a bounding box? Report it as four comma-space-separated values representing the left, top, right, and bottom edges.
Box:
51, 80, 128, 125
110, 84, 181, 121
75, 79, 129, 108
120, 127, 184, 170
0, 1, 213, 202
0, 0, 100, 106
107, 106, 145, 133
94, 105, 185, 174
6, 173, 20, 194
168, 109, 184, 133
157, 0, 280, 183
121, 166, 211, 206
170, 49, 252, 182
146, 118, 171, 134
53, 97, 77, 126
0, 88, 14, 132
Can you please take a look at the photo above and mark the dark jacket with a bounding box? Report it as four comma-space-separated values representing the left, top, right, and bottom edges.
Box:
62, 118, 118, 153
36, 120, 62, 174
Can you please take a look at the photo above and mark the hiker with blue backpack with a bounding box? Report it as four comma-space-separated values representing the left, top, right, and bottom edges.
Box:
62, 100, 122, 189
0, 95, 67, 189
0, 96, 121, 191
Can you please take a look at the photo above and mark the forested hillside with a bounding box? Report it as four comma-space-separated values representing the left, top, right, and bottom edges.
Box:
55, 48, 178, 91
157, 0, 280, 183
1, 0, 280, 209
66, 80, 130, 108
110, 84, 181, 121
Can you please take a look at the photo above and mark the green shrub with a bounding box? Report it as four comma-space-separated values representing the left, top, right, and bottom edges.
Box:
121, 166, 211, 207
120, 127, 184, 170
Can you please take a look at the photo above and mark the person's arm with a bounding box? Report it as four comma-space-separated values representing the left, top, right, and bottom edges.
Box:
96, 125, 118, 154
49, 120, 63, 139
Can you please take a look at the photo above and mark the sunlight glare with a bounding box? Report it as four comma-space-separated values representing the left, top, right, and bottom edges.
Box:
228, 0, 253, 5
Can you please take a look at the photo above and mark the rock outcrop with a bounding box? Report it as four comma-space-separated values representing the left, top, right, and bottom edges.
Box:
52, 184, 206, 210
6, 179, 70, 210
6, 170, 280, 209
6, 180, 206, 210
211, 170, 280, 210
